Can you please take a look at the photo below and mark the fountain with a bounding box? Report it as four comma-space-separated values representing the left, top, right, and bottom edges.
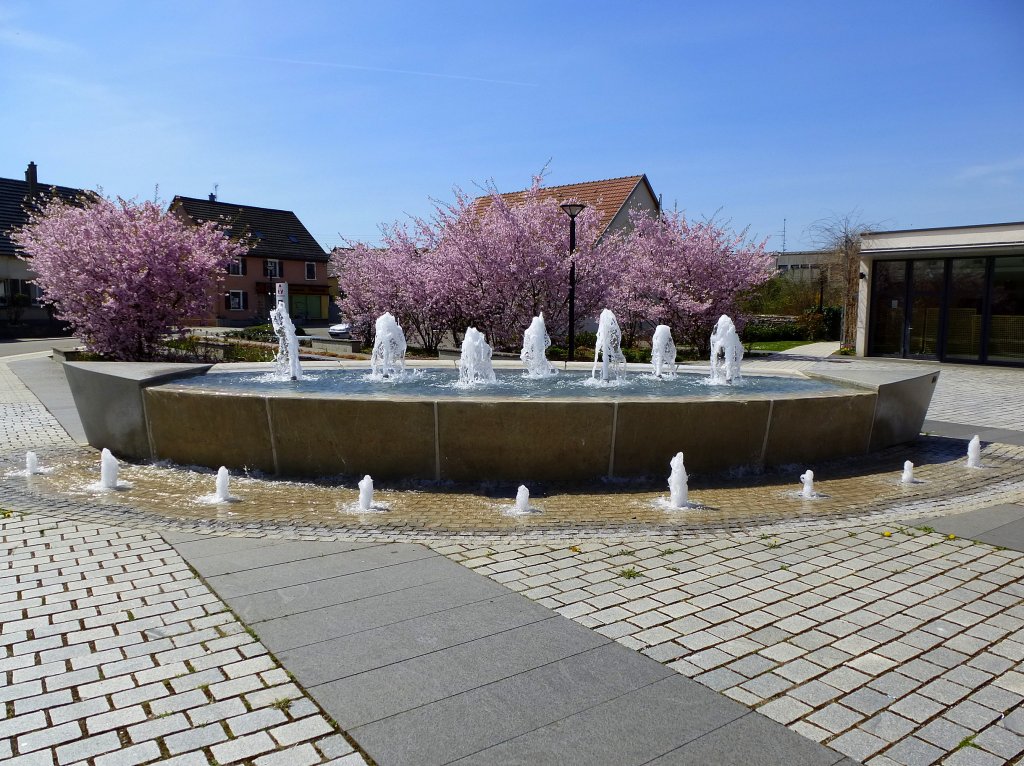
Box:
799, 469, 815, 498
358, 474, 374, 511
901, 460, 915, 484
215, 466, 232, 502
64, 310, 942, 483
650, 325, 677, 379
967, 436, 982, 468
25, 451, 39, 475
668, 452, 688, 508
520, 314, 556, 378
709, 315, 743, 385
593, 309, 626, 382
370, 312, 407, 379
269, 300, 303, 381
459, 327, 497, 385
514, 485, 531, 514
100, 448, 119, 490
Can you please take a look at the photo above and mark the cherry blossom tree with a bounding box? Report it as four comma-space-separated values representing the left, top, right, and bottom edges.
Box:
333, 218, 453, 353
14, 194, 247, 360
607, 210, 775, 353
332, 176, 620, 351
435, 181, 620, 349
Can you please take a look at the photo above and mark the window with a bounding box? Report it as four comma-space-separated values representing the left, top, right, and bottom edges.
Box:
0, 279, 41, 307
288, 234, 299, 244
305, 262, 316, 280
227, 258, 246, 276
226, 291, 249, 311
263, 259, 282, 278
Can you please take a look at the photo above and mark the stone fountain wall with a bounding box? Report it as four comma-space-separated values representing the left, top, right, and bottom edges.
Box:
63, 362, 939, 482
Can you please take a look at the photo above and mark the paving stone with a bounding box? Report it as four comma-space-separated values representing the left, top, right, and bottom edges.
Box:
164, 721, 228, 754
830, 728, 887, 761
806, 703, 865, 734
211, 730, 277, 764
93, 739, 162, 766
758, 667, 821, 718
940, 747, 1007, 766
17, 720, 82, 753
859, 711, 917, 741
883, 736, 945, 766
843, 687, 894, 715
974, 724, 1024, 759
917, 717, 974, 750
255, 743, 322, 766
228, 707, 289, 737
54, 731, 121, 764
269, 716, 335, 747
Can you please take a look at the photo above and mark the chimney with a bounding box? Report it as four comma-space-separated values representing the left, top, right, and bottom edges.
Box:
208, 192, 217, 202
25, 162, 38, 197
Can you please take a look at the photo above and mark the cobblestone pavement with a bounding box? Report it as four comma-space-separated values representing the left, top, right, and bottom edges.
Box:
2, 353, 369, 765
4, 349, 1024, 766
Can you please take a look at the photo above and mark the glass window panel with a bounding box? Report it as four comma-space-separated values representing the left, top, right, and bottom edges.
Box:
989, 256, 1024, 362
870, 260, 906, 356
907, 259, 944, 358
945, 258, 986, 361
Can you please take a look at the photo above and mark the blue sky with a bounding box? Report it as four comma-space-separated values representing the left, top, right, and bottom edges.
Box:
1, 0, 1021, 251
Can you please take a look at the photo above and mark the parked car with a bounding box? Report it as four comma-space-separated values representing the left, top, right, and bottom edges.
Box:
328, 322, 352, 339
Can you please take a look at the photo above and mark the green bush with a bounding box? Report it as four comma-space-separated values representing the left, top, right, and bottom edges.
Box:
743, 320, 806, 342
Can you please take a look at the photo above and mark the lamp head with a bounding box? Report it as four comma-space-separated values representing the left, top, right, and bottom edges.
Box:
560, 202, 586, 219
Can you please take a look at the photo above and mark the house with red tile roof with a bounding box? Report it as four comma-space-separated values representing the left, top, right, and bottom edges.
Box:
474, 174, 660, 238
172, 194, 330, 326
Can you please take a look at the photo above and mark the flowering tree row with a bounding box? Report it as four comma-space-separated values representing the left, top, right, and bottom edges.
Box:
332, 178, 774, 354
15, 194, 246, 360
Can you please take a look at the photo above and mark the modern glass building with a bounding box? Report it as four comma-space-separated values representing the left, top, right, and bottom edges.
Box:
856, 223, 1024, 366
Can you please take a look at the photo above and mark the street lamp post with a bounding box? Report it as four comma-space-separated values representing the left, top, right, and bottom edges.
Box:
560, 202, 586, 362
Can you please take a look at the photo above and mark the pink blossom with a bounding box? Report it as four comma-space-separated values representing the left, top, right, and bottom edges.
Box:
14, 194, 247, 360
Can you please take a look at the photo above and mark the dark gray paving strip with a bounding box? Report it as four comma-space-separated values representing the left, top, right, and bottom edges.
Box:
250, 571, 510, 650
186, 538, 379, 576
203, 542, 436, 597
641, 711, 849, 766
315, 615, 609, 730
278, 592, 553, 685
348, 644, 675, 766
973, 518, 1024, 550
228, 554, 469, 623
913, 503, 1024, 548
173, 536, 852, 766
923, 419, 1024, 446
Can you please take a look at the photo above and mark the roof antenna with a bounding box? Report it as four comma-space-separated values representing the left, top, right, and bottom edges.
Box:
209, 183, 219, 202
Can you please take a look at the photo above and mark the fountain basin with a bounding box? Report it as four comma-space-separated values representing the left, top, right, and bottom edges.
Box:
63, 361, 939, 482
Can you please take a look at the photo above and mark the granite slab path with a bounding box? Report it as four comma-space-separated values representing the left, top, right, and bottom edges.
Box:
165, 530, 856, 766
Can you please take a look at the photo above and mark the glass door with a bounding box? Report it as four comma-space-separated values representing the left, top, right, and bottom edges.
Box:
906, 259, 945, 359
868, 260, 907, 356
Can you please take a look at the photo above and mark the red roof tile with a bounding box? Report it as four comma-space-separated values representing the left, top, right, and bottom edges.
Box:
474, 175, 653, 234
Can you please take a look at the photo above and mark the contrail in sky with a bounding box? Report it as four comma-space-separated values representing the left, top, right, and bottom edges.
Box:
204, 51, 537, 87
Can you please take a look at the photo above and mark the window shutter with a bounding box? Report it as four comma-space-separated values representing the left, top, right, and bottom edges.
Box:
241, 259, 247, 276
242, 292, 249, 310
224, 293, 230, 310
